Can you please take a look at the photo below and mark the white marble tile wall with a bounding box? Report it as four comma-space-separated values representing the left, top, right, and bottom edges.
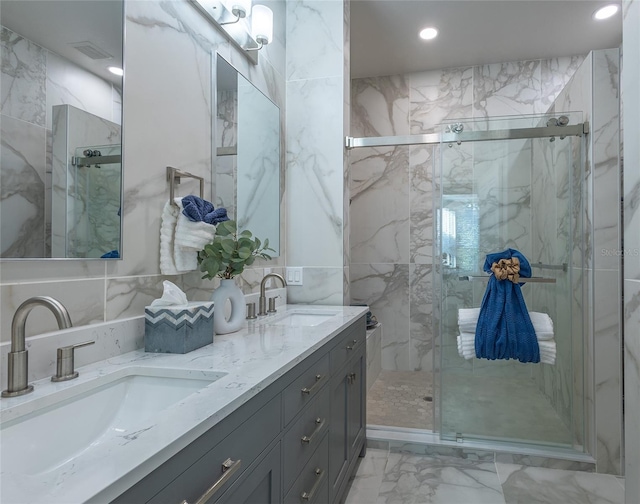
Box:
285, 0, 350, 304
1, 0, 287, 340
551, 50, 623, 475
350, 55, 584, 374
623, 0, 640, 499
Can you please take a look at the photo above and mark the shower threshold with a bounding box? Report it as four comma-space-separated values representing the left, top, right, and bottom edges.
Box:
366, 425, 595, 471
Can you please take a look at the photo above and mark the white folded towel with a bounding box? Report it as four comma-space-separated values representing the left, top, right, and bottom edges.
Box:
175, 203, 217, 252
456, 332, 556, 365
458, 308, 554, 340
160, 199, 200, 275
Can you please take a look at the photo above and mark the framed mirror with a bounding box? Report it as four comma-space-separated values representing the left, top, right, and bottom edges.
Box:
214, 54, 280, 256
1, 0, 124, 259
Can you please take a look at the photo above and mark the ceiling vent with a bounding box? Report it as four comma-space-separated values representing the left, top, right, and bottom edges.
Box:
70, 41, 113, 60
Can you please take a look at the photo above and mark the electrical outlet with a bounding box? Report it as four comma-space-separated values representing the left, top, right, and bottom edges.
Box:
286, 267, 303, 286
264, 268, 272, 288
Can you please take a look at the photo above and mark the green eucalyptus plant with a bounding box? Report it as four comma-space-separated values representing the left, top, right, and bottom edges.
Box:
197, 220, 274, 280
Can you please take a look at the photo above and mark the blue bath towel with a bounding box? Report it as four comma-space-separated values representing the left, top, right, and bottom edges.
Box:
181, 196, 230, 225
475, 249, 540, 363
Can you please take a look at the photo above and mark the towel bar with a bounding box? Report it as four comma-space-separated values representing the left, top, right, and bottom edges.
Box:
531, 262, 568, 272
459, 275, 556, 284
167, 166, 204, 206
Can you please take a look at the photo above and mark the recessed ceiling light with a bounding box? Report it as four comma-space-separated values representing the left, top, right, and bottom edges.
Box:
593, 4, 619, 20
419, 27, 438, 40
108, 66, 124, 76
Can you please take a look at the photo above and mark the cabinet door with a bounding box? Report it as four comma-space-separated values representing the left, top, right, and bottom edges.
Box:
328, 372, 349, 501
214, 443, 281, 504
348, 352, 366, 456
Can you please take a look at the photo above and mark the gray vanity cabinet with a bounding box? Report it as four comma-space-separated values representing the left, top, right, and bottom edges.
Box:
328, 320, 367, 503
111, 315, 366, 504
215, 442, 281, 504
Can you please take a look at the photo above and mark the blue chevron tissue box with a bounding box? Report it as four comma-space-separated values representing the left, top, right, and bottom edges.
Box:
144, 301, 215, 354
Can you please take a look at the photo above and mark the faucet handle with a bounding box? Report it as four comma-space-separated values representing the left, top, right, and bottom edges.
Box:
51, 340, 95, 382
267, 296, 280, 313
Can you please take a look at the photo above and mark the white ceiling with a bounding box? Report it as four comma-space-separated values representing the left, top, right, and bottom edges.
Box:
1, 0, 123, 87
350, 0, 623, 79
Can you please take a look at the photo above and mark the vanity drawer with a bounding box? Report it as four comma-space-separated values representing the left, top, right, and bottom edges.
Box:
147, 396, 281, 504
283, 353, 330, 426
330, 320, 365, 374
284, 433, 329, 504
283, 384, 330, 491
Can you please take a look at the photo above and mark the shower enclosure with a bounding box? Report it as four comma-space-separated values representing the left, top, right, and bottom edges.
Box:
348, 112, 588, 453
435, 114, 585, 449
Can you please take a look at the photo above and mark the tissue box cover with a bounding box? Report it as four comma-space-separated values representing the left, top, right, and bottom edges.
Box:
144, 301, 214, 354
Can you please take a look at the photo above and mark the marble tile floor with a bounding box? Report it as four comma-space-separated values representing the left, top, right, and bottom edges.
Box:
343, 448, 625, 504
367, 371, 434, 430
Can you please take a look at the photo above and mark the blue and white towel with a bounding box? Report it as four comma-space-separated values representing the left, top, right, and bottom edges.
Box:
475, 249, 540, 363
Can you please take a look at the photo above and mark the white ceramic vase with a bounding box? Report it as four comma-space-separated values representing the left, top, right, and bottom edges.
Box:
210, 278, 245, 334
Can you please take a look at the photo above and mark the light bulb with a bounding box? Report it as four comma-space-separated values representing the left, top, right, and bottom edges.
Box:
108, 66, 124, 76
419, 27, 438, 40
593, 4, 619, 19
251, 5, 273, 45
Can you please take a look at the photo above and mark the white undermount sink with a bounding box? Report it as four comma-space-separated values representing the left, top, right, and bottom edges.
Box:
1, 367, 226, 476
268, 309, 340, 327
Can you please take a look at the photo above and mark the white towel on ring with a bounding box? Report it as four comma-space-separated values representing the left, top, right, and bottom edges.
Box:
160, 198, 199, 274
174, 199, 216, 251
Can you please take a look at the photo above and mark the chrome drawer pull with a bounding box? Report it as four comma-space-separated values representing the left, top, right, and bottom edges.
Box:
301, 374, 323, 395
301, 417, 326, 444
348, 372, 357, 384
300, 467, 325, 501
180, 458, 241, 504
346, 339, 358, 350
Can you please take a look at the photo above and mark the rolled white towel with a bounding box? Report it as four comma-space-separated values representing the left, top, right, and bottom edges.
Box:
458, 309, 554, 339
456, 332, 557, 364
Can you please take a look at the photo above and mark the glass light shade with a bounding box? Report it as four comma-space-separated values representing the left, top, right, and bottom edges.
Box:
224, 0, 251, 18
251, 5, 273, 44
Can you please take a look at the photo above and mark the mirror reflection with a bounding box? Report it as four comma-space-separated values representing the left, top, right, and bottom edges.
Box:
0, 0, 124, 259
215, 54, 280, 256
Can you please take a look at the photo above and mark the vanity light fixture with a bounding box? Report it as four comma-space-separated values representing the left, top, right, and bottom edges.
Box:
248, 5, 273, 49
593, 4, 619, 19
108, 66, 124, 76
419, 27, 438, 40
220, 0, 251, 24
190, 0, 274, 64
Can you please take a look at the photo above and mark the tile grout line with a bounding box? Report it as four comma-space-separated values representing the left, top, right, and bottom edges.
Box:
493, 460, 509, 504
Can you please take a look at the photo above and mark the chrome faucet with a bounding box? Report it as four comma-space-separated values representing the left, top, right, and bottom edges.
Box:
258, 273, 287, 316
2, 296, 73, 398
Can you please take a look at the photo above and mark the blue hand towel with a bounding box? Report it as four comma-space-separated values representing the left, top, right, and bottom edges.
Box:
100, 250, 120, 258
181, 196, 230, 225
474, 249, 540, 363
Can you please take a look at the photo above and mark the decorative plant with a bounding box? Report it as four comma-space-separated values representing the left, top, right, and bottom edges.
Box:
198, 220, 274, 280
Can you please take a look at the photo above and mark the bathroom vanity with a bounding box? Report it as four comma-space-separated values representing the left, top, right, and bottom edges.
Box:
0, 305, 367, 504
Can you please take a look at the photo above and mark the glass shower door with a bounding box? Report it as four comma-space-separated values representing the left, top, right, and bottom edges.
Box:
438, 114, 584, 449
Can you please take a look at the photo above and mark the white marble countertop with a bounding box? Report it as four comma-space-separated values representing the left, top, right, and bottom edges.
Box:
0, 304, 368, 504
